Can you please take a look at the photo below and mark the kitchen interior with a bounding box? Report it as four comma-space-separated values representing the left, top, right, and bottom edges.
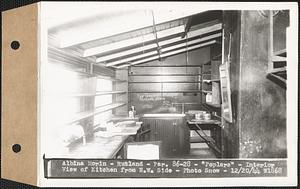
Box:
42, 7, 288, 160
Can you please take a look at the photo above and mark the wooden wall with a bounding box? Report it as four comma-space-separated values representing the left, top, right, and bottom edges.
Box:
238, 11, 286, 158
128, 47, 211, 114
222, 11, 287, 158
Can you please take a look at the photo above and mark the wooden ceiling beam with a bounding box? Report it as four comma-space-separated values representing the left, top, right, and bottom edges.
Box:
85, 22, 222, 59
94, 23, 221, 63
83, 25, 185, 58
116, 40, 217, 68
105, 32, 221, 66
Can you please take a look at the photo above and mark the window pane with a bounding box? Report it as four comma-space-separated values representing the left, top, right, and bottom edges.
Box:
94, 78, 113, 125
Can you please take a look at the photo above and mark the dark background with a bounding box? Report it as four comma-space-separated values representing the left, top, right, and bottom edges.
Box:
0, 0, 299, 188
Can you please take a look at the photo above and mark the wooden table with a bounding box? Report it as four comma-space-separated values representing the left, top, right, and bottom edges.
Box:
187, 119, 223, 158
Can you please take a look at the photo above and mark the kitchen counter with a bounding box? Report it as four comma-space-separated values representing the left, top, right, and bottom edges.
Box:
109, 115, 140, 122
66, 135, 130, 158
142, 113, 186, 118
46, 123, 141, 159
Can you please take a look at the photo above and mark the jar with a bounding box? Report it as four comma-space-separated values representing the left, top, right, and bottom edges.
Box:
206, 93, 212, 103
204, 113, 211, 120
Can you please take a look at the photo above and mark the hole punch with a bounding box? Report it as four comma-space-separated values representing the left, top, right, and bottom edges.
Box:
12, 144, 21, 153
11, 41, 20, 50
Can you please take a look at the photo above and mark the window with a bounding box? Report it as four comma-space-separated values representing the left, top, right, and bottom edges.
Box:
93, 78, 113, 125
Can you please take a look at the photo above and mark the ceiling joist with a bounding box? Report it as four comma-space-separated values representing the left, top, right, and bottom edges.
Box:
116, 40, 217, 68
94, 23, 221, 63
83, 25, 185, 57
105, 32, 221, 67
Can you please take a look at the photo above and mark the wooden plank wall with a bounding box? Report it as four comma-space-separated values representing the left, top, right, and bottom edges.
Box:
129, 47, 211, 114
222, 10, 287, 158
238, 11, 286, 158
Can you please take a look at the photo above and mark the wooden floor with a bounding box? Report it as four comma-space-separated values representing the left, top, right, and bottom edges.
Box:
165, 143, 216, 159
185, 143, 216, 159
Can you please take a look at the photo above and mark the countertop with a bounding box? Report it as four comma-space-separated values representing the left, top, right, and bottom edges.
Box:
187, 119, 221, 125
46, 122, 141, 159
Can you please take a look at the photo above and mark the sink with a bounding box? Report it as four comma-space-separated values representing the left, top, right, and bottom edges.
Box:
142, 113, 185, 118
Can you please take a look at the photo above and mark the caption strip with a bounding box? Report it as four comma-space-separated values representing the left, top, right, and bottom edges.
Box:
44, 159, 286, 178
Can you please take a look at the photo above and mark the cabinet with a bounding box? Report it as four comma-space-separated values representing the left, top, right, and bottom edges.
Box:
201, 60, 222, 108
140, 117, 190, 157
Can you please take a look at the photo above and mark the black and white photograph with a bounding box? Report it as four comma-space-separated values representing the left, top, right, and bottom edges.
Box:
1, 1, 298, 188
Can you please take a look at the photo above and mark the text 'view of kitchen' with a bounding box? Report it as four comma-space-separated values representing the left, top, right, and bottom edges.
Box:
41, 7, 288, 160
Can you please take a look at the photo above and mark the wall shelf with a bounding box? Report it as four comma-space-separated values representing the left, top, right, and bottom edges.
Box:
68, 102, 127, 124
267, 10, 288, 89
129, 81, 202, 84
211, 53, 222, 60
203, 79, 211, 83
129, 90, 202, 93
45, 91, 127, 97
201, 90, 212, 93
205, 102, 221, 108
131, 65, 202, 67
128, 74, 203, 76
200, 55, 221, 108
273, 49, 286, 57
96, 91, 127, 95
96, 76, 127, 82
203, 79, 221, 83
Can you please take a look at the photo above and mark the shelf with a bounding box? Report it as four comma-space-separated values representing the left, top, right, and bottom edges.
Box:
128, 74, 202, 76
268, 67, 286, 74
131, 65, 202, 67
273, 49, 286, 57
65, 70, 119, 80
204, 61, 211, 65
267, 66, 286, 89
95, 91, 127, 95
45, 91, 127, 97
272, 55, 286, 62
205, 102, 221, 108
129, 90, 202, 93
211, 54, 222, 60
68, 102, 127, 124
129, 81, 202, 84
201, 90, 212, 93
203, 79, 212, 83
268, 73, 286, 83
96, 76, 127, 82
61, 72, 126, 82
268, 48, 286, 88
203, 79, 220, 83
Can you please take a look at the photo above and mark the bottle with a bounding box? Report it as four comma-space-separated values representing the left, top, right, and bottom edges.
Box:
204, 112, 211, 120
129, 110, 134, 118
131, 106, 136, 117
206, 93, 212, 103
